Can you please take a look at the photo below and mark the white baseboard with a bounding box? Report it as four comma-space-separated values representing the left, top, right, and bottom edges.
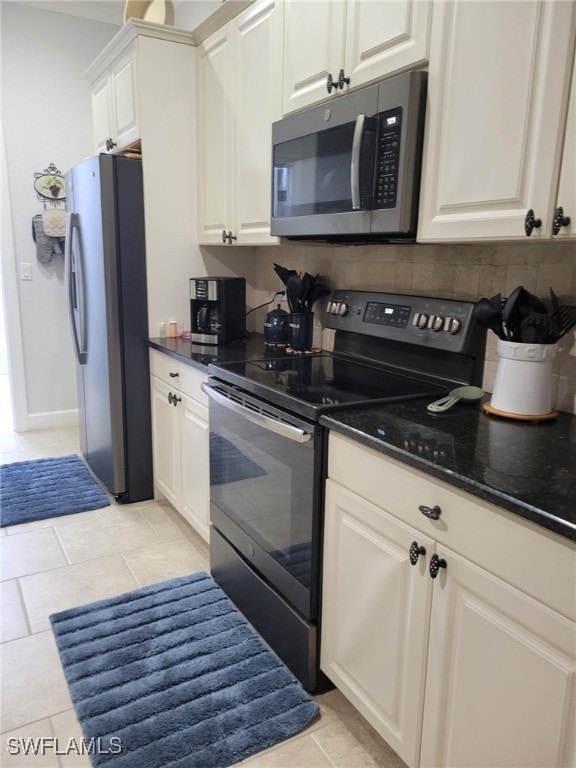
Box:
19, 409, 79, 432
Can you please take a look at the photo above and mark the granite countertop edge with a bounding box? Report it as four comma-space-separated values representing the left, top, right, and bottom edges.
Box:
148, 338, 211, 372
320, 414, 576, 543
148, 337, 575, 543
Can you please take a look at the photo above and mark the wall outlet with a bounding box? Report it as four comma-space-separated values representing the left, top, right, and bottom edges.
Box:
20, 263, 32, 281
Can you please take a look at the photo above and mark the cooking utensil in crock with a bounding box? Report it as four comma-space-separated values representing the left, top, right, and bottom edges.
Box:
472, 297, 505, 339
519, 313, 553, 343
286, 274, 304, 313
501, 286, 524, 340
427, 385, 485, 413
502, 286, 549, 340
551, 305, 576, 339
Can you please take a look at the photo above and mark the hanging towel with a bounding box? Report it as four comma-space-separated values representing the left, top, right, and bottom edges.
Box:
42, 208, 67, 237
32, 214, 64, 263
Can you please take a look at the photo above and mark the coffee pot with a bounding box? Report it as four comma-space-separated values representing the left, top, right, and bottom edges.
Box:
190, 277, 246, 345
264, 304, 290, 344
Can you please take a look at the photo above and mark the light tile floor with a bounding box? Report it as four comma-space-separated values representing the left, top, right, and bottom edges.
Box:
0, 420, 407, 768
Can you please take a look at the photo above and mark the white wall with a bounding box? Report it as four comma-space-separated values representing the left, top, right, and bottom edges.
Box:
176, 0, 222, 29
1, 2, 119, 429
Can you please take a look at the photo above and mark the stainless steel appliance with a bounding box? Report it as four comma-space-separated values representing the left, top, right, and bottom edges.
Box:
190, 277, 246, 345
202, 291, 486, 691
65, 155, 152, 502
271, 71, 427, 241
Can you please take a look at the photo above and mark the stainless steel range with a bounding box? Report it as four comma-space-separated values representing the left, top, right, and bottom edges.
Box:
201, 291, 486, 692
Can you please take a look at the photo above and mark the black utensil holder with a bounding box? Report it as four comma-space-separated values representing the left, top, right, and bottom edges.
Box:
289, 312, 314, 351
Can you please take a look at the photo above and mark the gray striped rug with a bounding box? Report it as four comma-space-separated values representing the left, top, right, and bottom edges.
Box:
0, 455, 110, 527
50, 572, 319, 768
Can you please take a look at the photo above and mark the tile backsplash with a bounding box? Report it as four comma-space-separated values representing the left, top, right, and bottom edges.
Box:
250, 241, 576, 414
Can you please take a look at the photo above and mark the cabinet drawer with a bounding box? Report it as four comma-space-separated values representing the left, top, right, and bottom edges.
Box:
150, 349, 182, 385
328, 433, 576, 621
149, 350, 208, 405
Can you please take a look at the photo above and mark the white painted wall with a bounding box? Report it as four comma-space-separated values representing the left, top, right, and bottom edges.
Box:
176, 0, 221, 29
1, 2, 119, 429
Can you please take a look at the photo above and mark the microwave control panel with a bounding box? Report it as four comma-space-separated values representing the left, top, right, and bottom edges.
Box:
375, 107, 402, 209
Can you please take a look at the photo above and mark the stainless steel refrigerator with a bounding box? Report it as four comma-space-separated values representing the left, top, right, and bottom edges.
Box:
64, 154, 153, 502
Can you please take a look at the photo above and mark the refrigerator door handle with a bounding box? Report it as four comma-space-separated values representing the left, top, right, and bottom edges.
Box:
64, 213, 87, 364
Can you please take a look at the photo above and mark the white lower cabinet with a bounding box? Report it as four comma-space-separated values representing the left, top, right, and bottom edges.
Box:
149, 350, 210, 542
322, 479, 433, 766
321, 433, 576, 768
420, 546, 576, 768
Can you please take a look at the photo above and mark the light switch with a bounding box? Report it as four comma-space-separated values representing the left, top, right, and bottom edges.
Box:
20, 263, 32, 280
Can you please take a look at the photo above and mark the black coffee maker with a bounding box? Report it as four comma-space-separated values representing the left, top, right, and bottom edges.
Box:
190, 277, 246, 345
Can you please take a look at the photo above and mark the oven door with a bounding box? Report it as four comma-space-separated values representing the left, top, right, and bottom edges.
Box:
201, 380, 324, 620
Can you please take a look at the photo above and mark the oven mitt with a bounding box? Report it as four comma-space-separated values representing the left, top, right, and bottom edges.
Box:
32, 214, 64, 263
42, 208, 67, 237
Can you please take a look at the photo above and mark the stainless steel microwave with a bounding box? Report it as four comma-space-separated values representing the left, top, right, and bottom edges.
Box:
271, 70, 427, 242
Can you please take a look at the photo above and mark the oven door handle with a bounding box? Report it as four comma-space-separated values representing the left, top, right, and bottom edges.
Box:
201, 383, 313, 443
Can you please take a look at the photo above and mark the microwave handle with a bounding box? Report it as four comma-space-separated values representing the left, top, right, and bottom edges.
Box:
351, 115, 366, 210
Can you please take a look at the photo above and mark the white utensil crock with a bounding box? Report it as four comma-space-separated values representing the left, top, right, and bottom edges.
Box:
491, 340, 557, 416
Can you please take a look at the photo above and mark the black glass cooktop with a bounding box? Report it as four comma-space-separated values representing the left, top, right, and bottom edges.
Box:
209, 354, 448, 420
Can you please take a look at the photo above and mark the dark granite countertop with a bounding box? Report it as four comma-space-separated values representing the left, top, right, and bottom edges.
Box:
149, 336, 576, 542
320, 400, 576, 542
148, 334, 272, 371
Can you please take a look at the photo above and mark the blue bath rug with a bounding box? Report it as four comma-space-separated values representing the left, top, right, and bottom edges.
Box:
0, 454, 110, 527
50, 572, 319, 768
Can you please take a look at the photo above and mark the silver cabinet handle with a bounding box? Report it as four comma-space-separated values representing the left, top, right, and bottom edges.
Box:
201, 383, 313, 443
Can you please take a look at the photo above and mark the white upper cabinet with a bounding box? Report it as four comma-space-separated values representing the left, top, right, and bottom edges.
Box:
343, 0, 432, 92
90, 45, 139, 153
197, 0, 283, 245
197, 25, 233, 243
234, 1, 284, 243
282, 0, 432, 114
417, 1, 576, 242
282, 0, 347, 114
85, 21, 197, 337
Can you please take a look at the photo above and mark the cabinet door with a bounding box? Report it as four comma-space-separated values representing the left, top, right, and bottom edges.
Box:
554, 54, 576, 240
418, 1, 576, 242
150, 375, 179, 508
110, 48, 139, 150
421, 546, 576, 768
233, 0, 282, 244
343, 0, 431, 89
91, 73, 112, 154
321, 480, 434, 767
282, 0, 346, 114
197, 26, 234, 243
179, 393, 210, 542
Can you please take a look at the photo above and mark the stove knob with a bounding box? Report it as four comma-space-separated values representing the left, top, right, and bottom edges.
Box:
337, 302, 348, 316
431, 315, 444, 331
445, 317, 462, 334
414, 312, 429, 329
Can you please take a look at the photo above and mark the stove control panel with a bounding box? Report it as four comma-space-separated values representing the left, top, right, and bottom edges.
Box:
325, 290, 480, 354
